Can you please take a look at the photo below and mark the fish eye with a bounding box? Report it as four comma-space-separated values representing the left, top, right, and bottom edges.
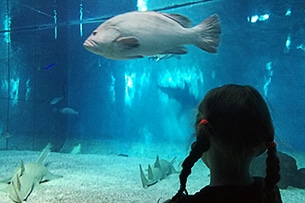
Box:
92, 31, 97, 36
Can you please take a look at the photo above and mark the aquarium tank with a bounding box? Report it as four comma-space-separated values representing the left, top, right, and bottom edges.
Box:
0, 0, 304, 202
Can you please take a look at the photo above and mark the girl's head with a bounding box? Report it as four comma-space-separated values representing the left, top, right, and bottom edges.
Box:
170, 84, 280, 203
195, 84, 274, 158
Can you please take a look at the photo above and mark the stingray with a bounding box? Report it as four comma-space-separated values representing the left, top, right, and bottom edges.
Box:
0, 143, 62, 203
139, 156, 179, 188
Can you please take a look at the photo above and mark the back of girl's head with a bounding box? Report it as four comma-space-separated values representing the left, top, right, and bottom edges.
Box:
169, 84, 280, 203
196, 84, 274, 148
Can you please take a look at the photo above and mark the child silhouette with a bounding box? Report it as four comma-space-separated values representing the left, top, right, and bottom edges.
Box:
164, 84, 282, 203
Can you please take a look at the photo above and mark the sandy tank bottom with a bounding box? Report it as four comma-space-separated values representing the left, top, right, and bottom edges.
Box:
0, 149, 304, 203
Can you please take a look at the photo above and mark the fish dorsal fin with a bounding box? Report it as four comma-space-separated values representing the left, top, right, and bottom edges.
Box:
11, 173, 23, 202
148, 164, 154, 180
139, 164, 149, 188
19, 160, 25, 177
16, 174, 21, 191
154, 155, 161, 168
36, 143, 52, 163
161, 13, 192, 28
169, 157, 179, 174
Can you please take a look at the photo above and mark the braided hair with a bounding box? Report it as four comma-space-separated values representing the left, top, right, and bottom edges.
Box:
168, 84, 280, 203
263, 142, 280, 203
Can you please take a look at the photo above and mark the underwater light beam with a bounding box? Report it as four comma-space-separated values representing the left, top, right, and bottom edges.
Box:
247, 13, 270, 23
285, 8, 292, 16
10, 78, 20, 106
79, 1, 83, 36
263, 62, 273, 98
124, 73, 136, 106
54, 9, 57, 39
285, 34, 291, 53
3, 14, 11, 43
137, 0, 148, 11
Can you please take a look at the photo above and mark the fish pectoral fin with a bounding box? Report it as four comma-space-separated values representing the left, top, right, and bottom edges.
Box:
154, 156, 161, 168
40, 171, 63, 183
161, 46, 188, 55
0, 177, 12, 184
116, 37, 140, 50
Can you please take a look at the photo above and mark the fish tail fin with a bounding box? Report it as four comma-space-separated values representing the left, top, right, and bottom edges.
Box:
193, 14, 221, 53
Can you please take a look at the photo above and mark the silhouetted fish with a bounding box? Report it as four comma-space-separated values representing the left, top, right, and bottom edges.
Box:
50, 96, 63, 105
59, 107, 79, 115
158, 82, 198, 109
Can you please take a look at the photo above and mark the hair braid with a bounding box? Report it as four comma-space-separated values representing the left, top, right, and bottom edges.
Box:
262, 144, 280, 203
171, 126, 210, 202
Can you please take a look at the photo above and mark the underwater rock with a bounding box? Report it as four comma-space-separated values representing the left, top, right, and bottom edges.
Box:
251, 151, 305, 189
292, 168, 305, 188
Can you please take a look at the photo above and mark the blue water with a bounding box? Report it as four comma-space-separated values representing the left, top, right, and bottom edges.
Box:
1, 1, 305, 202
0, 0, 304, 156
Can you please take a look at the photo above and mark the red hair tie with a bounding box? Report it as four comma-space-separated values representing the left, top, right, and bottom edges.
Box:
266, 141, 276, 148
199, 119, 209, 125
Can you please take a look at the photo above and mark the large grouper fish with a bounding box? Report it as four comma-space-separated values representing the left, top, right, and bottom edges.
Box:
83, 11, 221, 60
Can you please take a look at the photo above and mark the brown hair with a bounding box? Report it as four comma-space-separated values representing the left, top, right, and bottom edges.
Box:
170, 84, 280, 203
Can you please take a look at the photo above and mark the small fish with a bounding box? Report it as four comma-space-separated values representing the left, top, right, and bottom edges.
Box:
59, 107, 79, 115
50, 96, 63, 105
118, 153, 129, 157
148, 54, 181, 61
83, 11, 221, 60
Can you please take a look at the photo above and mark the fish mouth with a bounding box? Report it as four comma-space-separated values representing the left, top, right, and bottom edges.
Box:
83, 39, 103, 55
83, 39, 96, 48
